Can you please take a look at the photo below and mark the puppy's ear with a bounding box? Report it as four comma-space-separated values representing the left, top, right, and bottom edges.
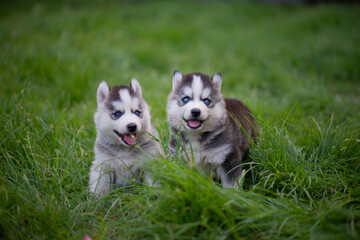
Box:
97, 81, 110, 106
172, 70, 183, 91
211, 72, 222, 91
130, 78, 142, 96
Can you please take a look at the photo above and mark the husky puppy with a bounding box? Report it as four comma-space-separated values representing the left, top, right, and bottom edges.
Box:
167, 71, 257, 188
89, 78, 161, 196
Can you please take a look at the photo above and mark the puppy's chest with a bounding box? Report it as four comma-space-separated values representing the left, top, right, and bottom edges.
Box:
97, 148, 142, 167
185, 139, 230, 170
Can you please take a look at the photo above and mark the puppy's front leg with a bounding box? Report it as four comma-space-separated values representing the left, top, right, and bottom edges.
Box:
217, 165, 241, 189
89, 164, 113, 197
144, 170, 159, 187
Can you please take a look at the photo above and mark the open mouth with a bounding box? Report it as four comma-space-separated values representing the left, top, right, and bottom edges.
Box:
113, 130, 136, 145
183, 118, 204, 129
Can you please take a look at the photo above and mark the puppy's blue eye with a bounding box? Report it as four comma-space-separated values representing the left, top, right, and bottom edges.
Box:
203, 99, 211, 105
112, 111, 122, 119
135, 110, 141, 116
182, 97, 190, 103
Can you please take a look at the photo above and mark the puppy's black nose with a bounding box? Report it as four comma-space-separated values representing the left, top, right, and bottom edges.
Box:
127, 123, 137, 133
191, 108, 201, 117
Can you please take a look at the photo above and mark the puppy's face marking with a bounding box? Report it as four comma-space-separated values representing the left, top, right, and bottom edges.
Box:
167, 72, 225, 132
95, 79, 145, 146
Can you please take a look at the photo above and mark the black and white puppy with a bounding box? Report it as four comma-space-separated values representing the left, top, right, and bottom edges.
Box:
89, 79, 161, 196
167, 71, 257, 188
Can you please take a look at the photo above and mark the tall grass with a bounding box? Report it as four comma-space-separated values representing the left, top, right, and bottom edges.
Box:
0, 0, 359, 239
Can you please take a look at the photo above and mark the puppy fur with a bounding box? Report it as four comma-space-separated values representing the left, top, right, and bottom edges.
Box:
167, 71, 257, 188
89, 79, 161, 196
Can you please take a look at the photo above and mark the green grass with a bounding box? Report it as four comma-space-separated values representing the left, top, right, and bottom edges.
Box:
1, 0, 360, 239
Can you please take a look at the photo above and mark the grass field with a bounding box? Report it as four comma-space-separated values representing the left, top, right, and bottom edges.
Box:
1, 0, 360, 239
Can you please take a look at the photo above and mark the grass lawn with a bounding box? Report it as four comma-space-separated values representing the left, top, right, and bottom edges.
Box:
1, 0, 360, 239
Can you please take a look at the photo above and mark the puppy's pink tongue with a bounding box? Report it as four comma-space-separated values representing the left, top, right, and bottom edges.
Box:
124, 134, 136, 145
189, 120, 201, 128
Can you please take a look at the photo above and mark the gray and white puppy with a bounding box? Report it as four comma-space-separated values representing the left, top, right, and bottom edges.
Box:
89, 78, 161, 196
167, 71, 257, 188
